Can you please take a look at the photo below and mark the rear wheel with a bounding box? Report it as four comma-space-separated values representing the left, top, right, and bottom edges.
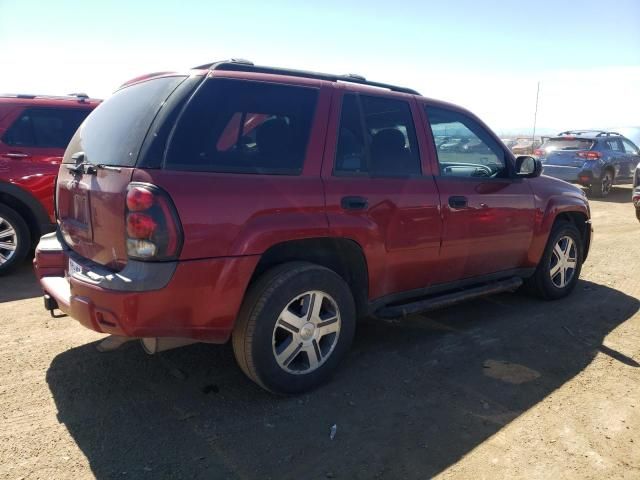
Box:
526, 221, 583, 300
590, 170, 613, 198
0, 205, 30, 275
232, 262, 356, 394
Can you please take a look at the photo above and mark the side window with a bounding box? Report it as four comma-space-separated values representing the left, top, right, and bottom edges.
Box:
622, 139, 639, 155
3, 113, 35, 146
425, 106, 507, 178
3, 108, 89, 148
165, 79, 318, 175
604, 139, 623, 152
334, 94, 421, 177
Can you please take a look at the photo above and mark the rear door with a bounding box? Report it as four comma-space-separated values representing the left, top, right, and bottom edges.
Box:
0, 107, 91, 221
57, 75, 188, 270
422, 104, 535, 282
322, 90, 442, 300
602, 138, 627, 180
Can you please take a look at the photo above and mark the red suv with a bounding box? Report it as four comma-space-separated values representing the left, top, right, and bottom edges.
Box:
0, 94, 98, 273
34, 61, 591, 393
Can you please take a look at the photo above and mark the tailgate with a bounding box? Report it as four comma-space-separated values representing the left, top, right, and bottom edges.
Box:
56, 165, 134, 270
56, 75, 188, 270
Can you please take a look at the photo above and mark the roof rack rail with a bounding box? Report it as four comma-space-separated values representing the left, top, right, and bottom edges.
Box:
193, 59, 420, 95
558, 130, 606, 136
595, 131, 621, 137
0, 93, 93, 103
68, 92, 89, 103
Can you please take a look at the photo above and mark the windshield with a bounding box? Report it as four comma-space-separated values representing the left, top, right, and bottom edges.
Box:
63, 76, 186, 166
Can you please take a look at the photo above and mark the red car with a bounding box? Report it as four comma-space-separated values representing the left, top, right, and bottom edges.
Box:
0, 94, 98, 273
34, 61, 591, 393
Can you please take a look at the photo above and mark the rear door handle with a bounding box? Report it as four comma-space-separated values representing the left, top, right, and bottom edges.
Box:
448, 196, 468, 209
4, 152, 30, 159
341, 196, 368, 211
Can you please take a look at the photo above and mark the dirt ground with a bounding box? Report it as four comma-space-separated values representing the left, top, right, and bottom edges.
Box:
1, 188, 638, 480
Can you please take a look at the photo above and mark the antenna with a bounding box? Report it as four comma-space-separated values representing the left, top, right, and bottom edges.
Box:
532, 81, 540, 151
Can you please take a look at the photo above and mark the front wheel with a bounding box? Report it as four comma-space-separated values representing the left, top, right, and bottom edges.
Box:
526, 221, 583, 300
232, 262, 356, 394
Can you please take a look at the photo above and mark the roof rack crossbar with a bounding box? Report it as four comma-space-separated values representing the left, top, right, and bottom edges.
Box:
195, 59, 420, 95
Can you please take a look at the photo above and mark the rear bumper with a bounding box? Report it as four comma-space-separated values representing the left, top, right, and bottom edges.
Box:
542, 165, 595, 185
34, 232, 259, 343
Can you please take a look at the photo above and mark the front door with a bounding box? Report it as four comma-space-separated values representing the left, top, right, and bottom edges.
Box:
422, 105, 536, 283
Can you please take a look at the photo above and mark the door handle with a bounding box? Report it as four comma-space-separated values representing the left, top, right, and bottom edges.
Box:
448, 196, 468, 209
341, 196, 368, 211
4, 152, 30, 159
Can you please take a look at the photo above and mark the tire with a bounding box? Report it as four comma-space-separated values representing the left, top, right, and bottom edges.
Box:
232, 262, 356, 394
590, 169, 613, 198
0, 204, 30, 275
525, 221, 583, 300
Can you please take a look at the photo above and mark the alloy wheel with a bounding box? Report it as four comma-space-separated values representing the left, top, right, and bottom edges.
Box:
549, 235, 577, 288
0, 216, 17, 265
601, 172, 612, 195
272, 290, 341, 374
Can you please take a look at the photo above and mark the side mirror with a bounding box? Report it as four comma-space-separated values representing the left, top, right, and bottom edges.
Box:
515, 155, 542, 178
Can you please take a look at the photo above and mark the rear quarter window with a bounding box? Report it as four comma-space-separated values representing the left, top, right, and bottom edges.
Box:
165, 79, 318, 175
64, 76, 186, 166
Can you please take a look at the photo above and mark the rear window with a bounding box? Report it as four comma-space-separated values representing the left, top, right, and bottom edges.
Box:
63, 76, 186, 165
165, 79, 318, 174
542, 137, 595, 152
3, 108, 90, 148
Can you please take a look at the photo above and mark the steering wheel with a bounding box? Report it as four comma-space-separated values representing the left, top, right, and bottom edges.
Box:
471, 165, 493, 177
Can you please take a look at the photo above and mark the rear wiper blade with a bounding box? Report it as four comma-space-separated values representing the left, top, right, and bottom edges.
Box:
96, 164, 122, 172
65, 151, 122, 175
65, 162, 122, 175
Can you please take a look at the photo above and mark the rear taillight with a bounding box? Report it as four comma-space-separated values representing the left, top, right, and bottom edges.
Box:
577, 151, 601, 160
533, 148, 545, 156
125, 184, 183, 260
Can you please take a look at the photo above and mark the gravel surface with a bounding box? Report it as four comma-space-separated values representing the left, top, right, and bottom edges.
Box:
1, 187, 638, 480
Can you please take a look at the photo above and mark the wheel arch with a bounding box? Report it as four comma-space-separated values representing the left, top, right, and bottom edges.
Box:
529, 195, 591, 266
0, 182, 52, 245
250, 237, 369, 318
554, 211, 591, 261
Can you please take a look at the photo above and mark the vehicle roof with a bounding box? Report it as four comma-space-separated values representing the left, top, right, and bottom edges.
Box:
195, 59, 421, 95
120, 60, 485, 124
0, 93, 100, 108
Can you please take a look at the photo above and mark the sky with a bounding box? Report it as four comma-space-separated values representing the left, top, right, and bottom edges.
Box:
1, 0, 639, 134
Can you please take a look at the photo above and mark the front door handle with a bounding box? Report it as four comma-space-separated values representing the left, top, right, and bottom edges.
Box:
341, 196, 368, 211
4, 152, 30, 159
448, 196, 468, 209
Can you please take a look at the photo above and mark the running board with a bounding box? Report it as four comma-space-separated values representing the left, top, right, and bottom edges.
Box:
376, 277, 523, 319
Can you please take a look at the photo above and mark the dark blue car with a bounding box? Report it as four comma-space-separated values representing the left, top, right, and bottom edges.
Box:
538, 130, 640, 197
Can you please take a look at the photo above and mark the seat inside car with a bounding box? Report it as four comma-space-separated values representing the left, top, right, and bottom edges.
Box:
370, 128, 415, 175
256, 117, 295, 169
